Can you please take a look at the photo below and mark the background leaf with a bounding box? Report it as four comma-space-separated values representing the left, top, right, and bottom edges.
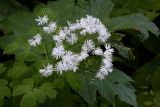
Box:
20, 91, 37, 107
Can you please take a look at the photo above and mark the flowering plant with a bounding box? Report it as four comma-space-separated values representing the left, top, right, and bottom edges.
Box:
29, 15, 113, 80
0, 0, 159, 107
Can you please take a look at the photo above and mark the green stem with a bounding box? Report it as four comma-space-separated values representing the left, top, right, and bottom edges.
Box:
44, 41, 50, 61
41, 34, 50, 62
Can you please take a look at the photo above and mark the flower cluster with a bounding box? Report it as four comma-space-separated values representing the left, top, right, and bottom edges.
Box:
28, 15, 113, 79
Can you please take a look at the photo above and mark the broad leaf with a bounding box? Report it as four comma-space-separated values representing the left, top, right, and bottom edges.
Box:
0, 64, 6, 74
0, 79, 8, 86
33, 88, 46, 104
0, 86, 11, 97
7, 61, 27, 79
3, 42, 19, 54
20, 91, 36, 107
12, 85, 32, 96
67, 72, 97, 105
108, 13, 159, 41
88, 0, 114, 19
0, 86, 11, 102
40, 82, 57, 99
95, 69, 137, 106
12, 79, 33, 96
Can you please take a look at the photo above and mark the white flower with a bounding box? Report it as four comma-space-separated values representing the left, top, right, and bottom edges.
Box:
97, 35, 108, 43
52, 45, 65, 59
66, 33, 78, 44
97, 28, 110, 43
39, 64, 54, 77
34, 15, 114, 80
96, 44, 113, 79
82, 40, 95, 53
68, 21, 82, 31
43, 22, 57, 34
96, 70, 107, 80
79, 16, 98, 34
53, 35, 63, 46
96, 65, 113, 79
28, 34, 42, 47
55, 61, 66, 74
80, 29, 87, 35
103, 44, 114, 58
77, 52, 89, 61
55, 51, 79, 73
35, 15, 49, 26
59, 29, 66, 39
102, 58, 113, 68
62, 51, 79, 71
63, 27, 71, 35
93, 48, 103, 55
76, 15, 111, 43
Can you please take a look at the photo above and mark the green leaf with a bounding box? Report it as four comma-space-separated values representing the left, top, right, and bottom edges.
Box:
67, 72, 97, 105
16, 49, 30, 61
12, 85, 32, 96
113, 43, 135, 60
108, 13, 159, 41
22, 79, 34, 88
107, 69, 134, 84
0, 86, 11, 102
20, 91, 36, 107
7, 67, 26, 79
0, 79, 8, 86
54, 79, 64, 89
9, 80, 20, 88
4, 11, 34, 38
7, 61, 27, 79
88, 0, 114, 19
95, 78, 117, 103
33, 88, 46, 104
3, 42, 19, 54
116, 84, 137, 107
45, 88, 57, 99
95, 69, 137, 106
40, 82, 57, 99
0, 86, 11, 97
67, 73, 83, 92
40, 82, 56, 90
67, 56, 101, 105
0, 64, 6, 74
46, 1, 85, 25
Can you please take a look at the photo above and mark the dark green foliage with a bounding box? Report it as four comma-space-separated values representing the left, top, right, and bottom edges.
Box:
0, 0, 160, 107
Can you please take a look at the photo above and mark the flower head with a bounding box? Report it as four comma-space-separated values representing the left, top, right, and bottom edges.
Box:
35, 15, 49, 26
43, 22, 57, 34
34, 15, 113, 80
93, 48, 103, 56
52, 45, 65, 59
55, 51, 79, 73
39, 63, 54, 77
28, 34, 42, 47
66, 33, 78, 44
82, 40, 95, 53
77, 52, 89, 61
